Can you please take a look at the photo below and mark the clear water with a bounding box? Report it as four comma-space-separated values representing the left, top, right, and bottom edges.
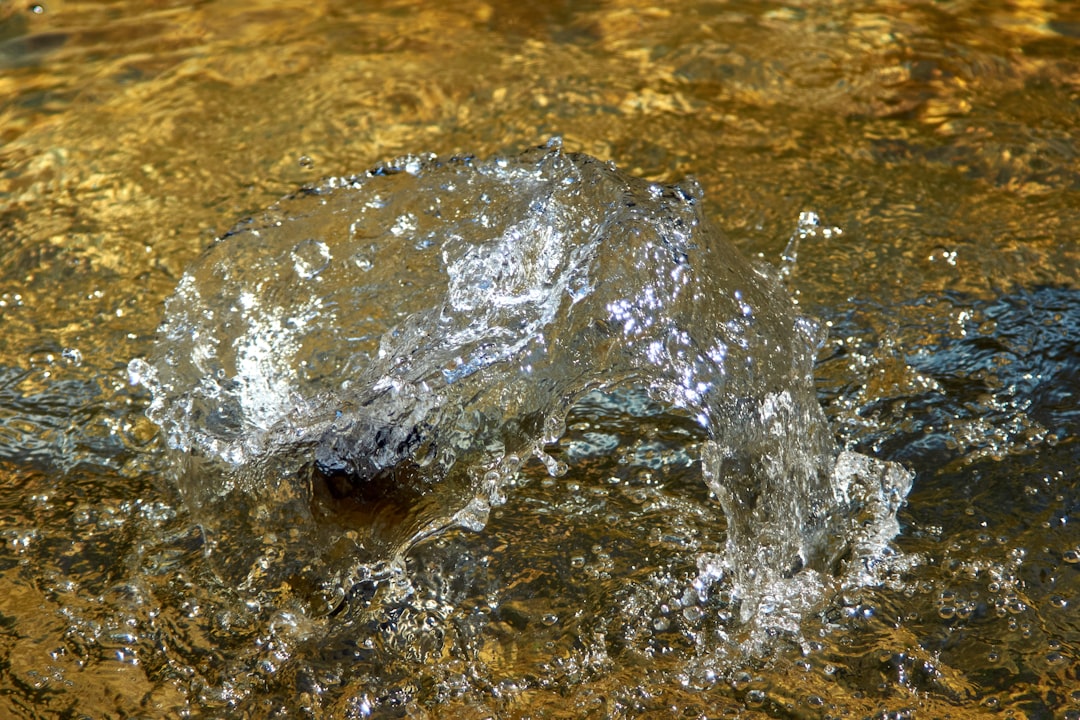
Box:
1, 0, 1078, 718
128, 139, 911, 657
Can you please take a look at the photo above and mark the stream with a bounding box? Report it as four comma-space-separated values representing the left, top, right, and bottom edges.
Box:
1, 1, 1078, 717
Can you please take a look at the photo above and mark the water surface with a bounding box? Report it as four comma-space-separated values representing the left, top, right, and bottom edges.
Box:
1, 0, 1078, 717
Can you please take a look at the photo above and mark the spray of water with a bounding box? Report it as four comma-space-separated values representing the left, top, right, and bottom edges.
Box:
130, 138, 910, 642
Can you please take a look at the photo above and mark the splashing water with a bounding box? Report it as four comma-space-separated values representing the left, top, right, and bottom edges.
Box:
130, 139, 910, 642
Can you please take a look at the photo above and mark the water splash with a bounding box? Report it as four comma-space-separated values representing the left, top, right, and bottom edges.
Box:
130, 139, 911, 636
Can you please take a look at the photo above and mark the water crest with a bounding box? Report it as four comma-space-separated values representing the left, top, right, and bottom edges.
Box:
130, 139, 911, 644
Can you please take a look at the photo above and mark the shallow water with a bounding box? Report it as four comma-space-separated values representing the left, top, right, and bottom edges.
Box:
1, 0, 1078, 717
129, 140, 913, 664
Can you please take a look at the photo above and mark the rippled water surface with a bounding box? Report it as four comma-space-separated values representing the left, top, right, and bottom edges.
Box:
2, 0, 1079, 717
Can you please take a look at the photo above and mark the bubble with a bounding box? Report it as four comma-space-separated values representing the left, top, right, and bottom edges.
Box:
291, 239, 331, 279
127, 358, 151, 386
745, 689, 767, 707
682, 606, 704, 624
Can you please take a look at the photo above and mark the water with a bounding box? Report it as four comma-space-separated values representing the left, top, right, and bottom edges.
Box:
1, 0, 1079, 717
129, 139, 910, 646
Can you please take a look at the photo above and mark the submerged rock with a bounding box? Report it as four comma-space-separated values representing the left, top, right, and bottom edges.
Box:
131, 138, 910, 612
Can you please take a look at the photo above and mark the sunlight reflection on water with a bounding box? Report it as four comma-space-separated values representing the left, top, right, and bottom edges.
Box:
0, 0, 1077, 717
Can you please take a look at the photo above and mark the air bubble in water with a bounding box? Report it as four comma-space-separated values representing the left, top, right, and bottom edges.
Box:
62, 347, 82, 365
291, 239, 331, 279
